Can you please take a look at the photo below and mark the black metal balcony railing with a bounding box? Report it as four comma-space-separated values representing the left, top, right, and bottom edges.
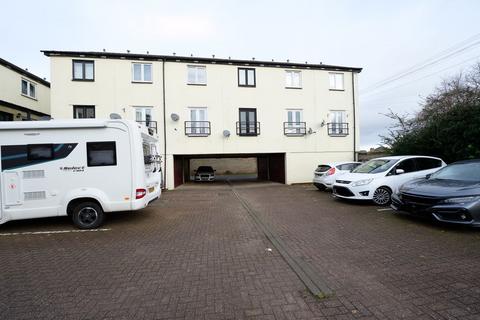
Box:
283, 122, 306, 136
136, 120, 158, 134
185, 121, 211, 136
236, 121, 260, 136
327, 122, 349, 136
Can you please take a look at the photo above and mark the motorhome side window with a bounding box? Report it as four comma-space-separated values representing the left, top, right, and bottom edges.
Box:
27, 144, 54, 160
86, 142, 117, 167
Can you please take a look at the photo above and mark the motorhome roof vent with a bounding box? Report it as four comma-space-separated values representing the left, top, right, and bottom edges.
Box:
110, 113, 122, 119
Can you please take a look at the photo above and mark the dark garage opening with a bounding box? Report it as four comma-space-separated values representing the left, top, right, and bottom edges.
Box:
173, 153, 285, 188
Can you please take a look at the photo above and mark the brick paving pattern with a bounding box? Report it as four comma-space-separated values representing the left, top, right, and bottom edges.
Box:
1, 182, 480, 319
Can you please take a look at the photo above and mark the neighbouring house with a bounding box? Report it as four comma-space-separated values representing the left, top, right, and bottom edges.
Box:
0, 57, 50, 121
42, 50, 362, 189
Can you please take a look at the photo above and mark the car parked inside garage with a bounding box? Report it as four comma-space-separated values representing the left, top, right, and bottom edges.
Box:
313, 161, 361, 191
194, 166, 216, 182
391, 159, 480, 226
332, 156, 446, 205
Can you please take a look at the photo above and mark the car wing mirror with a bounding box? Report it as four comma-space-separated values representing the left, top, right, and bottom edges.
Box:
425, 173, 431, 179
395, 169, 405, 175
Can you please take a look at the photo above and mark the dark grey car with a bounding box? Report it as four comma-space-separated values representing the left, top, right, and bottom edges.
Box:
391, 159, 480, 226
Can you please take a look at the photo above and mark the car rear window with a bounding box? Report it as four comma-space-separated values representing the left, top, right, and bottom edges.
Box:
431, 162, 480, 181
416, 158, 443, 170
315, 165, 331, 172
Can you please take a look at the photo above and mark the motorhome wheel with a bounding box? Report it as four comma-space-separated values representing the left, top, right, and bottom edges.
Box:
72, 202, 105, 229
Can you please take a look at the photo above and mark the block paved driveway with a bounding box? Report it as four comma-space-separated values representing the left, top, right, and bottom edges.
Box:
1, 182, 480, 319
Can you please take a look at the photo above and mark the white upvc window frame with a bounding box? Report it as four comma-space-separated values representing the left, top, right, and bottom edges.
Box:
328, 110, 348, 136
132, 63, 153, 83
187, 65, 207, 85
188, 107, 209, 136
285, 70, 302, 89
329, 72, 345, 90
21, 78, 36, 99
285, 108, 304, 135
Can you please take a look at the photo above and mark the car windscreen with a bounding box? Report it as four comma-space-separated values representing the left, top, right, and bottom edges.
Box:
315, 165, 331, 172
197, 166, 214, 173
352, 159, 396, 174
430, 162, 480, 182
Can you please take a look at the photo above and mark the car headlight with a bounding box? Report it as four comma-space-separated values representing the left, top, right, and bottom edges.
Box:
441, 196, 480, 204
351, 178, 373, 187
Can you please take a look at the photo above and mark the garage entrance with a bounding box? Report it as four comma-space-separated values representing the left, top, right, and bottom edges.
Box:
173, 153, 285, 188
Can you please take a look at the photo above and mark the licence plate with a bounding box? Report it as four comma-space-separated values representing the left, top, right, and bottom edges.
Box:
148, 187, 155, 193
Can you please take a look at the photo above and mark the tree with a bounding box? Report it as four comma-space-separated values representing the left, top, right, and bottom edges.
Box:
381, 63, 480, 163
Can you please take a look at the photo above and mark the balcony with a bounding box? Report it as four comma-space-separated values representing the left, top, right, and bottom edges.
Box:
136, 120, 157, 134
284, 122, 306, 136
185, 121, 211, 137
327, 123, 349, 136
236, 121, 260, 136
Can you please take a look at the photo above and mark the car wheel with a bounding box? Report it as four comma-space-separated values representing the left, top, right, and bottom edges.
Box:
316, 184, 326, 191
71, 202, 105, 229
372, 187, 392, 206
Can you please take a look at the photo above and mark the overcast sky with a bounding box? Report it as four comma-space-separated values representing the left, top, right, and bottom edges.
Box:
2, 0, 479, 149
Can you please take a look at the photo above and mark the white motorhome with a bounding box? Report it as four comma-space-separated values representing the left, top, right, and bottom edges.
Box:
0, 119, 162, 228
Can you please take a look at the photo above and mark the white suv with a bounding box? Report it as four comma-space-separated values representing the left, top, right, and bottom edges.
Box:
332, 156, 446, 205
313, 162, 361, 191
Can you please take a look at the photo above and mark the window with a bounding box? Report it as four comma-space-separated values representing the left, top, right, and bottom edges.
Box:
187, 65, 207, 85
285, 70, 302, 88
238, 108, 258, 136
238, 68, 256, 87
285, 109, 305, 135
186, 107, 210, 136
73, 105, 95, 119
392, 158, 417, 174
135, 107, 152, 123
415, 158, 443, 171
329, 73, 344, 90
27, 144, 53, 161
338, 163, 360, 171
132, 63, 152, 82
72, 60, 94, 81
21, 79, 36, 99
328, 110, 348, 135
87, 142, 117, 167
0, 111, 13, 121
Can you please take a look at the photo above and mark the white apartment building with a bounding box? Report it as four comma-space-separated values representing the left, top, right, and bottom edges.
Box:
43, 50, 362, 189
0, 58, 50, 121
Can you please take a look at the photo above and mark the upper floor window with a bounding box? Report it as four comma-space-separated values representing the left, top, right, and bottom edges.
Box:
187, 65, 207, 85
285, 70, 302, 89
73, 60, 94, 81
132, 63, 152, 82
328, 110, 348, 136
73, 105, 95, 119
186, 107, 210, 136
21, 79, 36, 99
238, 68, 256, 87
284, 109, 306, 136
329, 72, 344, 90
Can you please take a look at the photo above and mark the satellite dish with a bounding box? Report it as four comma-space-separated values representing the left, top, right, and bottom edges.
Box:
171, 113, 180, 121
223, 130, 231, 137
110, 113, 122, 119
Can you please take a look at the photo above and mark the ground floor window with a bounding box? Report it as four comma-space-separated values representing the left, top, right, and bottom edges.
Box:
0, 111, 14, 121
73, 105, 95, 119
